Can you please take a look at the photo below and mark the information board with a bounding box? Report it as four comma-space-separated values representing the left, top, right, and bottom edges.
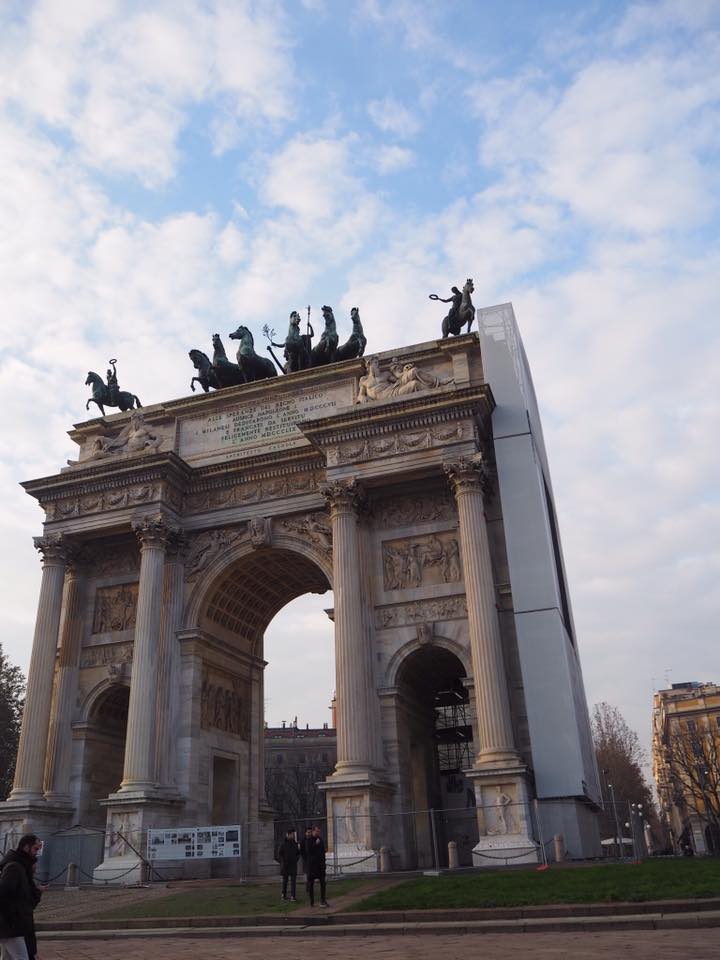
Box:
147, 824, 242, 861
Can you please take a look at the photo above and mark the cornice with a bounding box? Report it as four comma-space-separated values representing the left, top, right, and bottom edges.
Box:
22, 451, 192, 503
298, 384, 495, 448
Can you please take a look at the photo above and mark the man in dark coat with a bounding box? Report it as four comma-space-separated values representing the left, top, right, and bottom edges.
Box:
0, 834, 43, 960
303, 824, 328, 907
277, 829, 300, 901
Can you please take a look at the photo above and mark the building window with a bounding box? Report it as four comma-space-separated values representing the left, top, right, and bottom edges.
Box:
687, 720, 697, 732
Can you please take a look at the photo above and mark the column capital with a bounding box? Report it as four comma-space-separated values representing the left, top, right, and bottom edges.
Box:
443, 454, 493, 499
320, 478, 366, 518
33, 533, 76, 566
132, 513, 180, 550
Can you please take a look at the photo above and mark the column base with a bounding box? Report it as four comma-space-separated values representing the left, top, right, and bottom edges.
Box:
320, 774, 394, 874
466, 767, 539, 869
93, 792, 185, 885
0, 797, 74, 836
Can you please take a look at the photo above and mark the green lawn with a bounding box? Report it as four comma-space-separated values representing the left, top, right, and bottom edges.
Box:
350, 859, 720, 911
92, 877, 371, 919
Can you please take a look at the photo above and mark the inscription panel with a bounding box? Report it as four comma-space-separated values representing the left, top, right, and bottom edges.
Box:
179, 383, 354, 463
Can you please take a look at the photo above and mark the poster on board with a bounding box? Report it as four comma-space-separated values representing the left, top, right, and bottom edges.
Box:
147, 825, 242, 861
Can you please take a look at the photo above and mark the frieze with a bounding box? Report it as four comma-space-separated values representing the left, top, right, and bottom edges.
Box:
200, 667, 250, 738
80, 641, 134, 669
185, 470, 323, 514
44, 483, 161, 520
375, 595, 467, 629
372, 491, 455, 529
82, 542, 140, 577
382, 532, 461, 591
92, 583, 139, 633
278, 512, 332, 556
184, 526, 246, 580
329, 423, 466, 467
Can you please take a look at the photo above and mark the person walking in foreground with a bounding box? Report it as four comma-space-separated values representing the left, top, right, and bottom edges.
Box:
304, 824, 328, 907
277, 829, 300, 902
0, 834, 43, 960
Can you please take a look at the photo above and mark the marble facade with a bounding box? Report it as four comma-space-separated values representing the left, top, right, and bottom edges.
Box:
1, 311, 601, 879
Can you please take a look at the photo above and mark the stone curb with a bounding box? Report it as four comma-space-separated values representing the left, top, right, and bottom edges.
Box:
38, 910, 720, 940
35, 896, 720, 932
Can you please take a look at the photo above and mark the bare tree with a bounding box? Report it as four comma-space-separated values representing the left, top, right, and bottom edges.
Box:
592, 702, 657, 817
662, 722, 720, 851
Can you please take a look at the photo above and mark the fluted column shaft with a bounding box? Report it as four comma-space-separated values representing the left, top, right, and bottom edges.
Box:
120, 517, 173, 791
10, 536, 69, 801
154, 535, 184, 790
322, 479, 372, 774
45, 561, 85, 801
445, 457, 518, 766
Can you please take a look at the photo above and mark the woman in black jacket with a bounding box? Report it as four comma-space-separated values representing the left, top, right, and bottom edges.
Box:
0, 834, 43, 960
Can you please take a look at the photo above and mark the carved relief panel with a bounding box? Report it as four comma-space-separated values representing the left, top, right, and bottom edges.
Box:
200, 666, 250, 739
382, 531, 462, 591
91, 583, 139, 633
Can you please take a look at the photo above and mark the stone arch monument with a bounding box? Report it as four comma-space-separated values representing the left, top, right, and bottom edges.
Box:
1, 303, 602, 879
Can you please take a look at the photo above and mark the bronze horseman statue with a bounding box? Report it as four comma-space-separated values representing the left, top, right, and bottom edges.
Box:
85, 359, 142, 416
430, 278, 475, 337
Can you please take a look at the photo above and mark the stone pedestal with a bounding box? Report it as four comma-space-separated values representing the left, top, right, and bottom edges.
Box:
321, 780, 394, 874
468, 769, 538, 867
93, 794, 183, 885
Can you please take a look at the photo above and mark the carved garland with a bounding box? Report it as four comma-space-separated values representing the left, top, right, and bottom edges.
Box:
330, 423, 466, 466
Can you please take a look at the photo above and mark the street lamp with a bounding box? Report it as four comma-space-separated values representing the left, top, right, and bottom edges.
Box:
607, 783, 623, 859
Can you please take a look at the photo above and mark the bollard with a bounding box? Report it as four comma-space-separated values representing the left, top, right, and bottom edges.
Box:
448, 840, 459, 870
553, 833, 566, 862
65, 862, 79, 889
379, 846, 392, 873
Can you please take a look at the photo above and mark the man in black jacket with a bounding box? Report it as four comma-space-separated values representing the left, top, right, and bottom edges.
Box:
303, 824, 328, 907
277, 829, 300, 902
0, 834, 43, 960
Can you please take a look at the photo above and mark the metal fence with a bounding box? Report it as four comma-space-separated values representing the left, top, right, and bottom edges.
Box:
1, 798, 658, 886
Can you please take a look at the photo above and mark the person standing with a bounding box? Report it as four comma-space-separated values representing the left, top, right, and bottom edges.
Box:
277, 829, 300, 902
304, 824, 328, 907
0, 834, 43, 960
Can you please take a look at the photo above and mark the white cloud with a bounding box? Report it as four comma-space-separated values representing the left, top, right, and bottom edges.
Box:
367, 96, 421, 138
373, 145, 415, 173
0, 0, 296, 185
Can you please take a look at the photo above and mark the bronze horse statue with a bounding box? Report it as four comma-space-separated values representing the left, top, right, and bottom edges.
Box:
229, 325, 278, 382
211, 333, 245, 387
310, 305, 339, 366
189, 349, 220, 393
430, 278, 475, 337
335, 307, 366, 361
85, 371, 141, 417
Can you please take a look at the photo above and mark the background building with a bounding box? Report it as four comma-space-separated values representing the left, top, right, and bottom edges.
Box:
653, 681, 720, 854
264, 719, 336, 840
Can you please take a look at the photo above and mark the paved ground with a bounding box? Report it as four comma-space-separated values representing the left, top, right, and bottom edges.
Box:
37, 930, 717, 959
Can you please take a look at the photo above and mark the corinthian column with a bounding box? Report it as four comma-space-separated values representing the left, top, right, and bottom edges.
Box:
321, 479, 373, 776
444, 455, 519, 767
10, 535, 71, 801
119, 516, 176, 793
45, 554, 86, 802
154, 531, 185, 791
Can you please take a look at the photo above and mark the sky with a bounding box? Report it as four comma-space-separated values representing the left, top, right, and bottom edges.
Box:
0, 0, 718, 765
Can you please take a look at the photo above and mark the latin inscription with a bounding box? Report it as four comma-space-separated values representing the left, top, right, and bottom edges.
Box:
179, 384, 353, 462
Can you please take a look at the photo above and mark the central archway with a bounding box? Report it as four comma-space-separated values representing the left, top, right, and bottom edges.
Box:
185, 541, 333, 872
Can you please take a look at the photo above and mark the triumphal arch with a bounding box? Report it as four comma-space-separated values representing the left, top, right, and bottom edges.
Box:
1, 303, 601, 880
